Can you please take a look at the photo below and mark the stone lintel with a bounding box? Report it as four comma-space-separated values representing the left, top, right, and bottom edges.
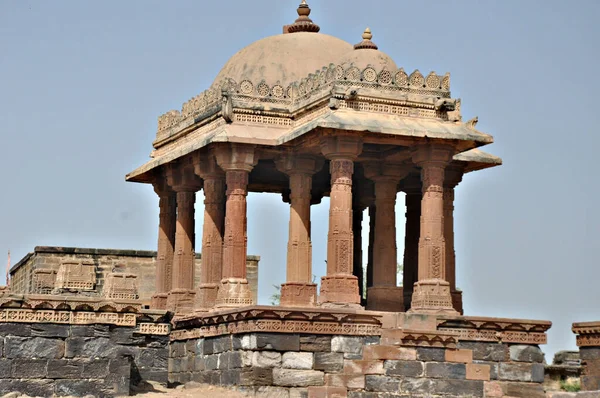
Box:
411, 142, 456, 166
214, 143, 258, 172
363, 161, 411, 181
320, 135, 363, 160
275, 154, 324, 176
166, 160, 203, 191
193, 151, 224, 179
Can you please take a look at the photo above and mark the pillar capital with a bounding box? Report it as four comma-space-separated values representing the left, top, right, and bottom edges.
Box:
444, 164, 465, 189
363, 161, 411, 183
194, 152, 225, 180
214, 144, 258, 172
411, 143, 455, 168
275, 154, 324, 176
320, 136, 363, 160
166, 160, 203, 192
152, 169, 173, 197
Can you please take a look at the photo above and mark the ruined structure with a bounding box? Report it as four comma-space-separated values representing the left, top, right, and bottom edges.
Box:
128, 2, 555, 397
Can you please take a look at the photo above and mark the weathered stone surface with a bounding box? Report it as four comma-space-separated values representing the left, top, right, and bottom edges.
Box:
466, 363, 490, 381
331, 336, 363, 355
363, 345, 416, 361
31, 323, 70, 338
252, 351, 282, 368
580, 347, 600, 361
245, 386, 291, 397
384, 360, 423, 377
474, 360, 498, 380
498, 362, 534, 382
137, 347, 168, 369
65, 337, 136, 359
239, 367, 274, 386
509, 345, 545, 363
5, 336, 64, 359
205, 355, 218, 371
12, 359, 48, 378
344, 360, 384, 375
531, 362, 544, 383
0, 323, 31, 337
212, 336, 233, 353
109, 326, 145, 345
416, 347, 445, 362
241, 335, 257, 350
256, 333, 300, 351
282, 352, 313, 369
0, 380, 53, 397
325, 373, 365, 389
289, 388, 308, 398
229, 351, 243, 369
55, 379, 111, 397
425, 362, 466, 379
221, 369, 240, 386
0, 359, 12, 378
458, 341, 508, 362
47, 359, 83, 379
170, 341, 186, 357
218, 352, 230, 370
273, 369, 324, 387
300, 336, 331, 352
307, 386, 348, 398
503, 381, 546, 398
365, 375, 400, 392
81, 359, 110, 378
107, 358, 132, 395
314, 352, 343, 373
446, 348, 473, 363
429, 379, 484, 396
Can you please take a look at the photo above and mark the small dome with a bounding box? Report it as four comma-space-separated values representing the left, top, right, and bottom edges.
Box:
213, 32, 353, 88
339, 28, 398, 72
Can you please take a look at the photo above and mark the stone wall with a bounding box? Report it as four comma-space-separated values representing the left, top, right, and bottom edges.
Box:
0, 322, 168, 397
169, 332, 549, 397
9, 246, 260, 305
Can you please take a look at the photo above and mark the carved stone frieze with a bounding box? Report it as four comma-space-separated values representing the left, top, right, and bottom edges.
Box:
102, 273, 139, 300
573, 321, 600, 347
437, 316, 551, 345
55, 261, 96, 291
138, 322, 170, 335
32, 269, 57, 294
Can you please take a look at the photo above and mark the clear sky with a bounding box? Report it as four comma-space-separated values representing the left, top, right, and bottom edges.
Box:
1, 0, 599, 360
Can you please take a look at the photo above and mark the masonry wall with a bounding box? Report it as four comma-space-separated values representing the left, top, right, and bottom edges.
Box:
10, 247, 260, 305
0, 322, 168, 397
169, 333, 548, 398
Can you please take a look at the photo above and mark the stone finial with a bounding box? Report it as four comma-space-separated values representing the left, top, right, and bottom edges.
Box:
354, 27, 379, 50
286, 1, 321, 34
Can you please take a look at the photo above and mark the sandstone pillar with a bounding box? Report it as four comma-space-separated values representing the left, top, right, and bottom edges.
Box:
364, 163, 410, 312
401, 174, 421, 311
214, 144, 258, 308
194, 155, 226, 311
150, 176, 176, 310
166, 161, 202, 313
276, 156, 322, 307
319, 136, 363, 306
409, 144, 458, 315
444, 165, 465, 314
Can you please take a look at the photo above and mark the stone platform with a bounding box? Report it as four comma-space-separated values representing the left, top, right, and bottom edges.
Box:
169, 306, 552, 398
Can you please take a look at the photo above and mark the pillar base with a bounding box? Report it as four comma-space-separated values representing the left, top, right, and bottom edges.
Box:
194, 283, 220, 312
280, 283, 317, 307
408, 279, 459, 315
167, 289, 196, 314
215, 278, 254, 308
452, 290, 464, 315
150, 293, 168, 310
366, 286, 404, 312
319, 275, 361, 305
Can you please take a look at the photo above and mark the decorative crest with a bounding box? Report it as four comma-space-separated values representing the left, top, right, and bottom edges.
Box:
354, 27, 378, 50
286, 0, 321, 33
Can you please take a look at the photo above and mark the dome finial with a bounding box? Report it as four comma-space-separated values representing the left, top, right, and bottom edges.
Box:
286, 0, 321, 34
354, 27, 378, 50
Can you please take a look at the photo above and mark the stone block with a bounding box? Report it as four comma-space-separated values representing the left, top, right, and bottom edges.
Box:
325, 373, 365, 389
65, 337, 136, 359
229, 350, 243, 369
343, 360, 384, 375
12, 359, 48, 378
509, 345, 545, 363
580, 347, 600, 361
0, 380, 53, 397
300, 336, 332, 352
256, 333, 300, 351
239, 367, 274, 386
218, 352, 230, 370
458, 341, 509, 362
205, 355, 218, 370
445, 348, 473, 363
307, 386, 347, 398
484, 381, 504, 397
194, 356, 205, 371
221, 369, 241, 386
5, 336, 64, 359
498, 362, 535, 382
0, 323, 31, 337
283, 352, 314, 369
109, 326, 145, 345
170, 341, 186, 357
428, 379, 484, 397
290, 388, 308, 398
248, 386, 291, 397
364, 375, 400, 392
47, 359, 83, 379
213, 335, 233, 353
55, 379, 111, 397
582, 375, 600, 391
425, 362, 466, 379
70, 325, 96, 337
362, 345, 416, 361
31, 323, 70, 338
138, 368, 168, 385
241, 334, 257, 350
532, 362, 545, 382
503, 381, 546, 398
314, 352, 344, 373
252, 351, 282, 368
195, 339, 204, 355
383, 360, 423, 377
273, 369, 324, 387
331, 336, 363, 355
466, 363, 490, 381
82, 359, 110, 378
137, 347, 168, 369
107, 358, 132, 396
416, 347, 445, 362
474, 360, 498, 380
0, 359, 12, 378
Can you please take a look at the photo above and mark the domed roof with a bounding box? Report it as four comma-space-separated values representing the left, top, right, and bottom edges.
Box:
213, 32, 353, 88
339, 28, 397, 71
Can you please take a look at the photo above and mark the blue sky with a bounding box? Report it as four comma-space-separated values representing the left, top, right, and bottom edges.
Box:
1, 1, 599, 360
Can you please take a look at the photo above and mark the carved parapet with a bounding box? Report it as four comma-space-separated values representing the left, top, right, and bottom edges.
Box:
103, 273, 139, 300
32, 269, 57, 294
55, 261, 96, 291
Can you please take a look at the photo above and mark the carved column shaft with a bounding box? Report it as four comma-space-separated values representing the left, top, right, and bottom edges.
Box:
372, 179, 398, 287
402, 186, 421, 311
287, 172, 312, 282
444, 166, 464, 314
157, 193, 176, 294
222, 170, 249, 280
172, 190, 196, 290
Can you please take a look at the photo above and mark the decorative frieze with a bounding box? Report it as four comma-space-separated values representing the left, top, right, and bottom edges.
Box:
437, 316, 551, 345
102, 273, 139, 300
573, 321, 600, 347
0, 308, 136, 326
138, 322, 171, 335
32, 269, 57, 294
55, 261, 96, 291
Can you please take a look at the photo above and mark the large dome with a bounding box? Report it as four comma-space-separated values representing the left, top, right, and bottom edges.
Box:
213, 32, 353, 88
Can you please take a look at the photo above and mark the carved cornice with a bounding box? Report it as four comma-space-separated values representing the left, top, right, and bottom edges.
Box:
170, 305, 384, 341
573, 321, 600, 347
